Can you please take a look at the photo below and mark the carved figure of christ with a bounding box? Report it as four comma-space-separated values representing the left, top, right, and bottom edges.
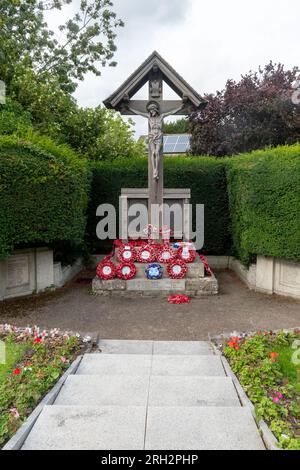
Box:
128, 100, 184, 180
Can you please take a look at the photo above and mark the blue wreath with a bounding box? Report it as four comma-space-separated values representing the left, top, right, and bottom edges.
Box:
145, 263, 163, 280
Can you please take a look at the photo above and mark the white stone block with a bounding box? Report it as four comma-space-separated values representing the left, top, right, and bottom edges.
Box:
256, 255, 274, 294
229, 258, 256, 289
53, 262, 62, 287
36, 248, 54, 292
274, 258, 300, 299
0, 250, 36, 299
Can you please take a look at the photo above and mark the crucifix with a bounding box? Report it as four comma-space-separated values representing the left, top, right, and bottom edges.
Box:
103, 51, 207, 239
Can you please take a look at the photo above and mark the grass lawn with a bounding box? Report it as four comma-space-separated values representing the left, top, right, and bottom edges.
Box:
0, 340, 29, 384
223, 330, 300, 450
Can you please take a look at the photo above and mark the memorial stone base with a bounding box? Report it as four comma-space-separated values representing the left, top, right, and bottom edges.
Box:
92, 258, 218, 298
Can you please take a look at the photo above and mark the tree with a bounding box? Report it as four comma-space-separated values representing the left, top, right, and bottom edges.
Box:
0, 0, 124, 93
94, 112, 145, 160
163, 118, 189, 134
0, 1, 143, 161
0, 98, 32, 136
190, 62, 300, 156
0, 93, 144, 161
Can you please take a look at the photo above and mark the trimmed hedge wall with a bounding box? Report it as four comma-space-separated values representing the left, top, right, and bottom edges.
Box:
2, 135, 297, 267
226, 145, 300, 265
0, 134, 91, 259
87, 156, 231, 255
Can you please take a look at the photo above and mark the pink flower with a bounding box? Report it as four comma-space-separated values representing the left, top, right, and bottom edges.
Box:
10, 408, 20, 419
60, 356, 67, 363
273, 397, 279, 404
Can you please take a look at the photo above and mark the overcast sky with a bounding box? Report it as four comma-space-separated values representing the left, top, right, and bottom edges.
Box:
47, 0, 300, 137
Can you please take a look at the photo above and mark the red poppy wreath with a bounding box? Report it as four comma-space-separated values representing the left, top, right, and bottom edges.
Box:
157, 246, 176, 264
177, 245, 197, 263
116, 262, 137, 280
117, 244, 136, 263
167, 259, 188, 279
136, 245, 156, 263
96, 260, 116, 280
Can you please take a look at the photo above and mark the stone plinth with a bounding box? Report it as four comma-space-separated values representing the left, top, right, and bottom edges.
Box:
92, 248, 217, 298
92, 273, 218, 298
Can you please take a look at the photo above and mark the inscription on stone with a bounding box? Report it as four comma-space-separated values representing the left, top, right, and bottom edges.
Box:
7, 256, 29, 288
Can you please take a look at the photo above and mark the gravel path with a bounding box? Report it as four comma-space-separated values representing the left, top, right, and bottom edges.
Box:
0, 271, 299, 339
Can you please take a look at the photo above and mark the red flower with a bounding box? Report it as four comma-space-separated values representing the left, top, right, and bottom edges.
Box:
228, 337, 240, 350
34, 337, 42, 344
13, 368, 21, 375
270, 352, 279, 361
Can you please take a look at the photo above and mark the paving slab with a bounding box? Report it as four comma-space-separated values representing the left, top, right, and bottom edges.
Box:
153, 341, 214, 355
151, 355, 225, 376
76, 353, 152, 375
54, 375, 149, 406
22, 406, 146, 450
98, 339, 153, 355
145, 407, 265, 450
148, 376, 240, 407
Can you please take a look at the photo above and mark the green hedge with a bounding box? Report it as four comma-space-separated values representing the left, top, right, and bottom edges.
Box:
226, 145, 300, 265
3, 134, 297, 266
0, 134, 91, 259
87, 156, 231, 254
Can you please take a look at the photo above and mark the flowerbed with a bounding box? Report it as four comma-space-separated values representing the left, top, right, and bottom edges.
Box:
223, 330, 300, 450
0, 324, 88, 448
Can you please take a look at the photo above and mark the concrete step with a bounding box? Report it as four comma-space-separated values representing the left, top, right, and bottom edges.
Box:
77, 353, 152, 376
148, 376, 240, 407
76, 354, 223, 377
145, 406, 265, 450
54, 375, 149, 407
21, 405, 264, 450
151, 355, 225, 376
153, 341, 214, 356
54, 375, 239, 407
98, 339, 153, 354
22, 405, 147, 450
97, 339, 214, 355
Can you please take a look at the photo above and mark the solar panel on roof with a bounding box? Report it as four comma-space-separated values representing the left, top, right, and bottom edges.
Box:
178, 135, 189, 144
163, 134, 191, 154
164, 143, 176, 153
165, 136, 178, 144
176, 144, 188, 152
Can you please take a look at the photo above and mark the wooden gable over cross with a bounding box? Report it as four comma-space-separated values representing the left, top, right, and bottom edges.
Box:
104, 51, 207, 116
